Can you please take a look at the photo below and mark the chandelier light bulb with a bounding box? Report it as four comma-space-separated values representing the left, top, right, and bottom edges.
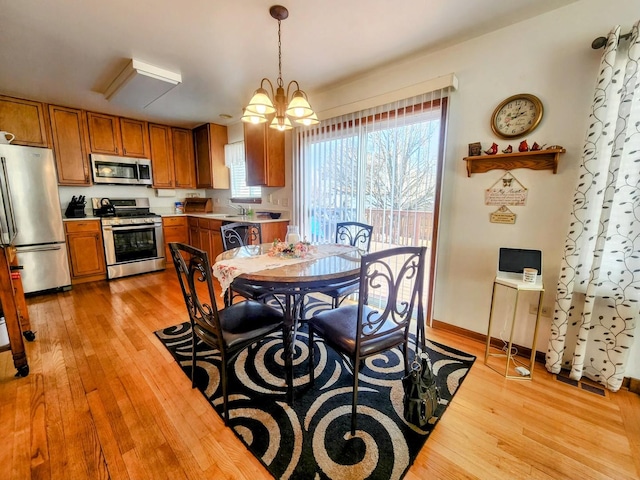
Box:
298, 112, 319, 126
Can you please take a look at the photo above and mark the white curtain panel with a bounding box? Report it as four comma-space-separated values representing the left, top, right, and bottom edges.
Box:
546, 22, 640, 391
224, 141, 245, 167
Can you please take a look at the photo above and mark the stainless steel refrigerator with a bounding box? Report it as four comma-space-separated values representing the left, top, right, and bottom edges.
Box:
0, 144, 71, 294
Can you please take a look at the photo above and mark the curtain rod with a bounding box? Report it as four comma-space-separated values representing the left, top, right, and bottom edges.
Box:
591, 31, 632, 49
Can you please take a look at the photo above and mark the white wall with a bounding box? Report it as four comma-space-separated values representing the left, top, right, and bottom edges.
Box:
309, 0, 639, 376
58, 185, 203, 215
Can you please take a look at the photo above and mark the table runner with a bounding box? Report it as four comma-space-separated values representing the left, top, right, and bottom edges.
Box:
212, 243, 356, 295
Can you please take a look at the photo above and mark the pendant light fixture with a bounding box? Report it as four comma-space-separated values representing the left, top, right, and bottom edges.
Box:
241, 5, 318, 130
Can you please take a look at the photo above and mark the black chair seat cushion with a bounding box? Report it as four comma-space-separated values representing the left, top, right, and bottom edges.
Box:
324, 282, 359, 300
196, 300, 283, 351
232, 283, 272, 300
310, 305, 404, 357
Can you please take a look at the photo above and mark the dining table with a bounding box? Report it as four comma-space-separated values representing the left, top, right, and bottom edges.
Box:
213, 242, 363, 403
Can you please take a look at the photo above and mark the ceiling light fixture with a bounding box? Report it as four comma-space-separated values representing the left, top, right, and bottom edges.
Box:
104, 59, 181, 109
241, 5, 318, 130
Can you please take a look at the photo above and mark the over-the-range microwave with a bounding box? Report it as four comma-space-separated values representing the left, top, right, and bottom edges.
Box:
90, 154, 153, 186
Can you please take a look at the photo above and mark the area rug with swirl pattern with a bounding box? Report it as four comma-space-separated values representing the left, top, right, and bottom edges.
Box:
154, 298, 475, 480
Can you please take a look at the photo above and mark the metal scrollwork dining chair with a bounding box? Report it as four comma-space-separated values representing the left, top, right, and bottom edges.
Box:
169, 242, 283, 424
220, 222, 262, 251
325, 221, 374, 308
219, 222, 268, 306
308, 246, 427, 434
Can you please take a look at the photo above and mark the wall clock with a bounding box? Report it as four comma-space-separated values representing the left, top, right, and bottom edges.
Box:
490, 93, 543, 139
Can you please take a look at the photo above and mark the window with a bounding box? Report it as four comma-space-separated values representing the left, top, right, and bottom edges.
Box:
296, 93, 447, 248
224, 142, 261, 202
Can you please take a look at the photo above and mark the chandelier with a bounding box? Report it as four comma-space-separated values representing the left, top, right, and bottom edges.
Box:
241, 5, 318, 131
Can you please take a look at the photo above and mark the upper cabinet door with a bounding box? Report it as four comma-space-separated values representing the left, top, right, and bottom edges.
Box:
120, 118, 150, 158
0, 95, 49, 147
172, 127, 196, 189
194, 123, 228, 190
244, 122, 284, 187
48, 105, 91, 185
86, 112, 121, 155
149, 123, 174, 188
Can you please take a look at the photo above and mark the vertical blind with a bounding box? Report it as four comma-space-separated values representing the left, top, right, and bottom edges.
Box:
293, 89, 450, 308
293, 88, 449, 249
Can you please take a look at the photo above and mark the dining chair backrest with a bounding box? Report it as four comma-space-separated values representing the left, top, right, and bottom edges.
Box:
169, 242, 224, 348
220, 222, 262, 251
335, 221, 374, 253
356, 246, 427, 352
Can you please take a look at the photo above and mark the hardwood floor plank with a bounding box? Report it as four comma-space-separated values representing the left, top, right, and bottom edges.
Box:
1, 269, 637, 480
29, 373, 51, 479
86, 390, 131, 480
11, 379, 31, 480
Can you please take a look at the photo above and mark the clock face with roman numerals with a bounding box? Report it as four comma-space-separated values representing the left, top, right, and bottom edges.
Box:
491, 94, 543, 139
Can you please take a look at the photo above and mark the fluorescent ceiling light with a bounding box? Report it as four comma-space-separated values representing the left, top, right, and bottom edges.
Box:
104, 59, 182, 109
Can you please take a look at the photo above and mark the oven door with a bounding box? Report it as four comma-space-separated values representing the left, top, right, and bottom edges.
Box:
102, 222, 165, 278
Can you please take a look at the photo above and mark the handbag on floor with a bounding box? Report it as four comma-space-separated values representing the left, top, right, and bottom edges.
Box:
402, 346, 439, 427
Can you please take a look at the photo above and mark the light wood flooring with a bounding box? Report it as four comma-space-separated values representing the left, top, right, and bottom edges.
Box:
1, 269, 639, 480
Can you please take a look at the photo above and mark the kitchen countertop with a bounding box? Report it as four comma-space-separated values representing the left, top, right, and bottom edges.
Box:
164, 213, 289, 224
63, 214, 289, 224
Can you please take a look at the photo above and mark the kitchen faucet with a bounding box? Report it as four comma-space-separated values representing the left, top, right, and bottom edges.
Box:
230, 204, 246, 216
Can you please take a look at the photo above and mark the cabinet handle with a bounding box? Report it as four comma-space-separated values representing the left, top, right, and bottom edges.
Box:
123, 148, 127, 155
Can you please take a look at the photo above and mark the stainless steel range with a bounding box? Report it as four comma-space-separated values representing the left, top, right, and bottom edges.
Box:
92, 197, 165, 279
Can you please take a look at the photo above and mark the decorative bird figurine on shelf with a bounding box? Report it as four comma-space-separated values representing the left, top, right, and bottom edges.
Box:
530, 142, 546, 151
502, 145, 513, 154
485, 142, 498, 155
518, 140, 529, 152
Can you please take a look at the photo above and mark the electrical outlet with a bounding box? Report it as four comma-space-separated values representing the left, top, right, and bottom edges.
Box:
282, 198, 289, 207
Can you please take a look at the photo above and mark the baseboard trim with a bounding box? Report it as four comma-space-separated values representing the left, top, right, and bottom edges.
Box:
622, 376, 640, 395
430, 320, 640, 394
431, 319, 546, 364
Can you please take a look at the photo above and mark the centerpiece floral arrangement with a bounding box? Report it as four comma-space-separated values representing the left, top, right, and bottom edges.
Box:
268, 238, 315, 259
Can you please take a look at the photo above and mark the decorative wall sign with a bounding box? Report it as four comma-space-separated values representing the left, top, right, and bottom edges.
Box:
485, 172, 528, 206
490, 205, 517, 224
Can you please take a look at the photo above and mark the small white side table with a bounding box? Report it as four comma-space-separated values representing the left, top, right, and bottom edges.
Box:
484, 277, 544, 380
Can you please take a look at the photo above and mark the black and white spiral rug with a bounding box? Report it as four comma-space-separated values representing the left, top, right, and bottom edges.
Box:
155, 297, 475, 480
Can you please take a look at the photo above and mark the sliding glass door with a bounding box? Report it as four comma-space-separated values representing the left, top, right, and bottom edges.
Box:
295, 92, 448, 319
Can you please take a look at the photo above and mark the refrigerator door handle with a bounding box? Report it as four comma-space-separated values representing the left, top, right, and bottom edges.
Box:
17, 245, 65, 253
0, 157, 18, 246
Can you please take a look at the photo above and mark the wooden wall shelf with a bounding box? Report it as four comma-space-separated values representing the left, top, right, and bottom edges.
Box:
463, 148, 566, 177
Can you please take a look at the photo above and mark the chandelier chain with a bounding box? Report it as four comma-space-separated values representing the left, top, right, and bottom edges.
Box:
277, 19, 283, 88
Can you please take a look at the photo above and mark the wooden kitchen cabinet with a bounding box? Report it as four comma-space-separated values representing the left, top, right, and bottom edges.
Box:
188, 218, 223, 262
64, 220, 107, 284
120, 117, 150, 158
86, 112, 121, 155
0, 95, 49, 147
194, 123, 229, 189
172, 127, 196, 188
86, 112, 150, 158
244, 122, 285, 187
149, 123, 174, 188
188, 217, 200, 249
48, 104, 91, 185
260, 221, 290, 243
162, 216, 189, 266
